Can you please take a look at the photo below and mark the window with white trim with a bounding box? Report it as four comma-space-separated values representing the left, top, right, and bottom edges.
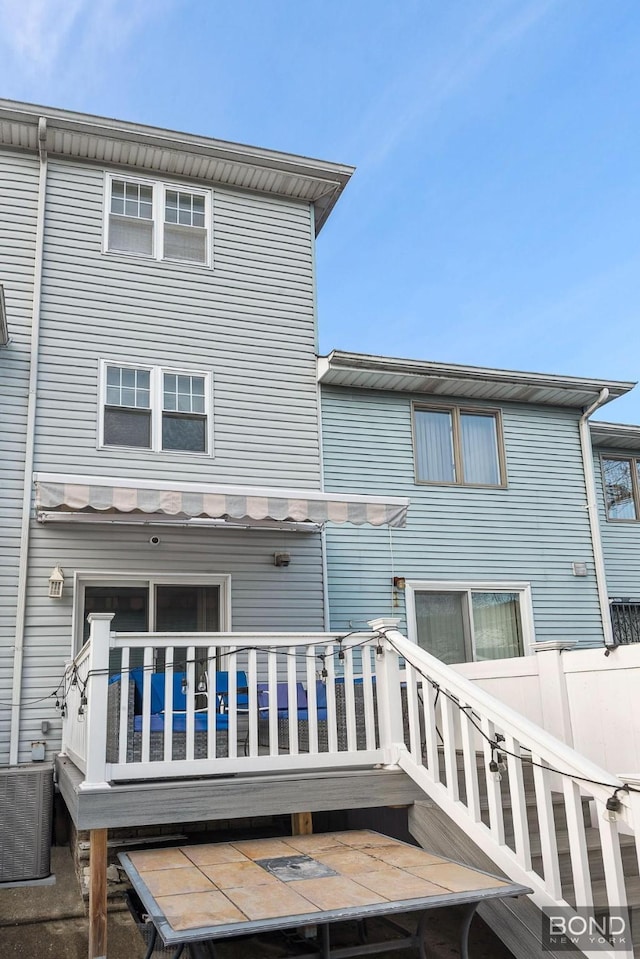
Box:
105, 174, 211, 266
101, 362, 212, 455
408, 582, 530, 664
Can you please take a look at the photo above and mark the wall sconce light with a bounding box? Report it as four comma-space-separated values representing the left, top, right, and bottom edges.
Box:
274, 552, 291, 567
48, 565, 65, 598
393, 576, 406, 591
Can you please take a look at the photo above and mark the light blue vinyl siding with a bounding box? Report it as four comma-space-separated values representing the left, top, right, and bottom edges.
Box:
593, 447, 640, 599
0, 151, 39, 765
322, 387, 604, 648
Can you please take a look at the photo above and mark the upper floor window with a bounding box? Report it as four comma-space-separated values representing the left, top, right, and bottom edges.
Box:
602, 456, 640, 521
100, 361, 212, 455
105, 174, 211, 266
413, 404, 505, 487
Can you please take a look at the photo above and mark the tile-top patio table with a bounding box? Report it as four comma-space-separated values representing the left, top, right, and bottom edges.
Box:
119, 830, 530, 959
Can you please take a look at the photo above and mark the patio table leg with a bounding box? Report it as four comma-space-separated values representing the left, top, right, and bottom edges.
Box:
458, 902, 478, 959
321, 922, 331, 959
142, 925, 157, 959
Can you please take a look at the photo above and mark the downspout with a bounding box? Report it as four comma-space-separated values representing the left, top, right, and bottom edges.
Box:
10, 117, 48, 765
578, 387, 614, 648
310, 202, 331, 629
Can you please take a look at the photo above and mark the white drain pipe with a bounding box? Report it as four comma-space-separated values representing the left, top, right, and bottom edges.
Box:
10, 117, 48, 765
578, 387, 614, 648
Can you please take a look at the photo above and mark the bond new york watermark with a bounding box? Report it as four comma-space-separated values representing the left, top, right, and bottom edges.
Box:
542, 908, 631, 952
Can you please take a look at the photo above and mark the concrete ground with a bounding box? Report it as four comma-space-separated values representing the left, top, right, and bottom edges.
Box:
0, 845, 514, 958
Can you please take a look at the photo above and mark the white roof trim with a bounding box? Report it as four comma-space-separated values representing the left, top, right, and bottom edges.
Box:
590, 421, 640, 452
318, 351, 635, 408
0, 100, 354, 234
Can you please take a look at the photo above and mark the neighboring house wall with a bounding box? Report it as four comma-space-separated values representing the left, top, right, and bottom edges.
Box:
592, 446, 640, 598
321, 386, 604, 649
0, 151, 39, 765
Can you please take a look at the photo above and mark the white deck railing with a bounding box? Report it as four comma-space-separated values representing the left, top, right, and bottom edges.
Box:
61, 615, 638, 957
61, 613, 388, 786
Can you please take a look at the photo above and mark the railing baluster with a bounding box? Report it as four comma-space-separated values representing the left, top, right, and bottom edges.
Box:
504, 734, 532, 870
206, 646, 216, 759
440, 694, 459, 801
305, 645, 318, 754
596, 800, 628, 914
531, 753, 562, 900
481, 716, 505, 844
563, 779, 594, 908
459, 702, 481, 823
141, 647, 153, 764
184, 645, 195, 761
247, 648, 258, 758
118, 647, 130, 766
287, 646, 299, 755
361, 644, 376, 750
164, 647, 174, 763
423, 680, 439, 781
344, 646, 356, 751
325, 645, 338, 753
227, 648, 237, 759
267, 648, 278, 756
404, 663, 421, 763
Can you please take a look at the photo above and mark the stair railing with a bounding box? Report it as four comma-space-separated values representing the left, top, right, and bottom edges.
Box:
373, 623, 635, 959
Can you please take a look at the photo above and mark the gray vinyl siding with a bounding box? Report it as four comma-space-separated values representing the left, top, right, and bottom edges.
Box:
593, 447, 640, 599
9, 156, 326, 762
322, 386, 605, 649
0, 152, 39, 765
34, 161, 320, 487
17, 522, 324, 763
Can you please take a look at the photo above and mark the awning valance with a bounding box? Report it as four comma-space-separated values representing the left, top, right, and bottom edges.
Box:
34, 474, 409, 529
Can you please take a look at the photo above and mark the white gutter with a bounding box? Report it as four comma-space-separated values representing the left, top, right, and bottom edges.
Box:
10, 117, 47, 764
579, 388, 614, 648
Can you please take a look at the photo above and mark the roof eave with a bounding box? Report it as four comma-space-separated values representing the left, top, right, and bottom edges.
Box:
590, 421, 640, 451
0, 100, 354, 234
318, 351, 636, 408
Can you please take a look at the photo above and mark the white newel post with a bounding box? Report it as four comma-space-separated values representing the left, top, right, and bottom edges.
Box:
368, 618, 406, 765
532, 641, 575, 747
81, 613, 114, 790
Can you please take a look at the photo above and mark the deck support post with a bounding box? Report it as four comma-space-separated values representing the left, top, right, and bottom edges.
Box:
88, 827, 108, 959
291, 811, 313, 835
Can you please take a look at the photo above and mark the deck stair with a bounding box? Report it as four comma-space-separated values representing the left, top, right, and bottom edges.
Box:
376, 625, 640, 959
409, 750, 640, 957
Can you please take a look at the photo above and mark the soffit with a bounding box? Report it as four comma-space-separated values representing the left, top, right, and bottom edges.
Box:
590, 422, 640, 452
318, 352, 636, 409
0, 101, 354, 234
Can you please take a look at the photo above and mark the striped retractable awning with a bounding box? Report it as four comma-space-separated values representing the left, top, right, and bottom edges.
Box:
34, 476, 409, 528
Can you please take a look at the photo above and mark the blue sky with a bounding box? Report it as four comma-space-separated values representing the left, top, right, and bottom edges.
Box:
1, 0, 640, 421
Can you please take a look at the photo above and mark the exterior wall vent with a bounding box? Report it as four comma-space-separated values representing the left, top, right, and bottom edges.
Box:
0, 764, 53, 882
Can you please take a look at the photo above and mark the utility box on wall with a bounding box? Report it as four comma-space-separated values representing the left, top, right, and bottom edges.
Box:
0, 764, 54, 882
